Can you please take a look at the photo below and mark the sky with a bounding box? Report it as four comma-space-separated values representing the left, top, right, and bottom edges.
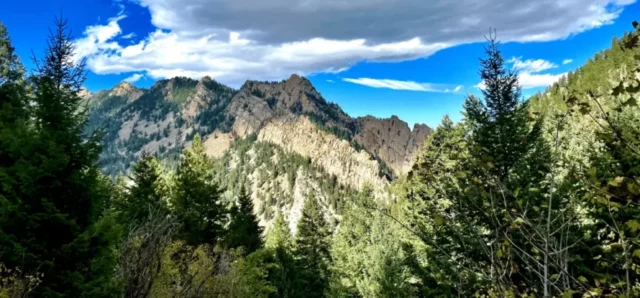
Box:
1, 0, 639, 128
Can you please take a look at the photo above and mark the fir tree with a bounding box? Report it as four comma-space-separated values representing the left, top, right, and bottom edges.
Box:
223, 185, 263, 254
464, 30, 540, 180
172, 133, 224, 246
116, 152, 168, 225
295, 193, 331, 298
259, 213, 298, 298
0, 17, 119, 297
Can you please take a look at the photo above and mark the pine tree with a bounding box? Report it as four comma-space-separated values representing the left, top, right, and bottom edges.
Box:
295, 193, 331, 298
0, 17, 119, 297
465, 30, 540, 180
266, 213, 291, 250
116, 152, 168, 225
172, 133, 224, 246
223, 185, 263, 254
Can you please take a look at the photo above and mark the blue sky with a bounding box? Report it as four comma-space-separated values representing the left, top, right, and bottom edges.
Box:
1, 0, 639, 128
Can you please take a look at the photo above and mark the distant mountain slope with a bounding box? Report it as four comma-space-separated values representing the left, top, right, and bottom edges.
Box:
86, 74, 431, 181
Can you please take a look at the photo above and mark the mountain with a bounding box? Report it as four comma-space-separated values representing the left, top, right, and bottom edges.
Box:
86, 74, 431, 230
86, 74, 431, 183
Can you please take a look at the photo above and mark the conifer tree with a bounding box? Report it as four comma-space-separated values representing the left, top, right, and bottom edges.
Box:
172, 133, 224, 246
261, 213, 299, 298
223, 185, 263, 254
116, 152, 168, 225
464, 30, 541, 180
266, 213, 291, 250
295, 193, 331, 298
0, 17, 118, 297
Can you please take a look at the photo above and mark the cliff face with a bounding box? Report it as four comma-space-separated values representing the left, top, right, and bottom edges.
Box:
354, 116, 432, 175
258, 116, 387, 191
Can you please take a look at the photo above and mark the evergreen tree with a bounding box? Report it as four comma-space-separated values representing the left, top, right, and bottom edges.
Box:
0, 18, 119, 297
172, 133, 224, 246
295, 193, 331, 298
331, 186, 413, 297
464, 30, 540, 180
263, 213, 298, 298
0, 22, 27, 119
266, 213, 291, 250
223, 185, 263, 254
116, 152, 168, 225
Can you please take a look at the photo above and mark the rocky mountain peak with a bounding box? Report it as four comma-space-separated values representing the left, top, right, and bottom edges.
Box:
354, 115, 431, 176
283, 74, 317, 96
109, 81, 143, 103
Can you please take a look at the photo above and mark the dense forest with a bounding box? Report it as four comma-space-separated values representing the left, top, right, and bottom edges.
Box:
1, 15, 640, 298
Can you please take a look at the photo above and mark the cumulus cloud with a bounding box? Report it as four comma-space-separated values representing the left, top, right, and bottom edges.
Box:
343, 78, 463, 93
562, 59, 573, 64
75, 0, 634, 86
123, 73, 144, 83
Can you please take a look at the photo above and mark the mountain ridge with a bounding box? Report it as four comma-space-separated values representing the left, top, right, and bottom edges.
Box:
86, 74, 431, 181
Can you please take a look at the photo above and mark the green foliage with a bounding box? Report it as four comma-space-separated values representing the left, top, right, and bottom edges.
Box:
209, 248, 277, 298
172, 134, 225, 246
295, 193, 332, 298
331, 186, 414, 297
0, 18, 120, 297
115, 152, 169, 225
223, 185, 264, 254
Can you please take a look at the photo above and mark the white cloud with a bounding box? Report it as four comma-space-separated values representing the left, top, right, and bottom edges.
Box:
562, 59, 573, 64
326, 79, 335, 83
74, 15, 125, 63
518, 72, 566, 89
74, 0, 634, 86
121, 33, 136, 39
508, 57, 557, 73
123, 73, 144, 83
476, 57, 566, 89
343, 78, 462, 92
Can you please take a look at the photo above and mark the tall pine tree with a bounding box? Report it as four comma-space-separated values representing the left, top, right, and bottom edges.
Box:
116, 152, 168, 226
172, 133, 224, 246
464, 30, 541, 180
0, 18, 118, 297
223, 185, 263, 254
295, 193, 331, 298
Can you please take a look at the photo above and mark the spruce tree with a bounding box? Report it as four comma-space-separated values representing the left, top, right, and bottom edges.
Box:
295, 193, 331, 298
223, 185, 263, 254
116, 152, 168, 225
172, 133, 224, 246
0, 18, 118, 297
464, 30, 540, 180
261, 213, 298, 298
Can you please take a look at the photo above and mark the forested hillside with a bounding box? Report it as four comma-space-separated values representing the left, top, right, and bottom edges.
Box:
1, 15, 640, 298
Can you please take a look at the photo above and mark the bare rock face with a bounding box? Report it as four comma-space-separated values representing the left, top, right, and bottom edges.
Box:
226, 91, 276, 137
258, 116, 387, 191
183, 76, 216, 120
203, 130, 235, 159
354, 115, 432, 175
78, 87, 93, 99
109, 81, 143, 103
